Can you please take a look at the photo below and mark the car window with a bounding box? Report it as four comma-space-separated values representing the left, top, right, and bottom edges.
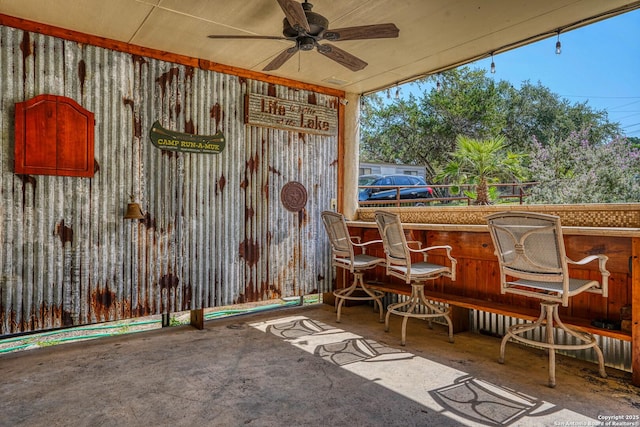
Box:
358, 176, 380, 186
380, 177, 392, 186
393, 176, 412, 186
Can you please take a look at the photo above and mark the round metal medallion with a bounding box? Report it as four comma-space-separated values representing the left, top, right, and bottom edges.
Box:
281, 181, 307, 212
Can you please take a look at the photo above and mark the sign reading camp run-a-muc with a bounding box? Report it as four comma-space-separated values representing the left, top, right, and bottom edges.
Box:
149, 121, 226, 154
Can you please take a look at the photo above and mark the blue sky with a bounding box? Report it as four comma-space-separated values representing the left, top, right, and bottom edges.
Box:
406, 8, 640, 137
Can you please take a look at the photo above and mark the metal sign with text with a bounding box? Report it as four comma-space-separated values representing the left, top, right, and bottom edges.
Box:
149, 121, 225, 154
244, 93, 337, 136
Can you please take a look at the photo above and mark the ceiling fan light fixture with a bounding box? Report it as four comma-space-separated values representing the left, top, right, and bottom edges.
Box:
298, 36, 316, 51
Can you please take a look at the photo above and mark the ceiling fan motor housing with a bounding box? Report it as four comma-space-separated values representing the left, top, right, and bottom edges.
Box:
282, 2, 328, 38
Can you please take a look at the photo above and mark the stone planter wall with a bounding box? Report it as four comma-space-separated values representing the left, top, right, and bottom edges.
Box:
357, 203, 640, 228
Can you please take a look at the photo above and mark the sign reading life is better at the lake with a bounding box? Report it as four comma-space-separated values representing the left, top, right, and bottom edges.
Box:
244, 93, 337, 136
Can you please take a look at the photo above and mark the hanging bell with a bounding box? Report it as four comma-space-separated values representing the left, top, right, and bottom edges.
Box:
124, 202, 144, 219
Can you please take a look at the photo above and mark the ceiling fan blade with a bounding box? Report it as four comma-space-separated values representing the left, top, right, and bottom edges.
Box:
263, 46, 299, 71
276, 0, 310, 33
323, 23, 399, 41
317, 44, 367, 71
207, 35, 286, 40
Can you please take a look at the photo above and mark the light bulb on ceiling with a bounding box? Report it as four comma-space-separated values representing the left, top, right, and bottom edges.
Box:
555, 31, 562, 54
490, 53, 496, 74
395, 87, 400, 99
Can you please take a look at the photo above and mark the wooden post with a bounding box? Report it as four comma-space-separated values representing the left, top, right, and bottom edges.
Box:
190, 309, 204, 330
450, 305, 470, 333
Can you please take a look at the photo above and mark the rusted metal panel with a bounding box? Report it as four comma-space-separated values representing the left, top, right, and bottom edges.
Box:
0, 25, 337, 336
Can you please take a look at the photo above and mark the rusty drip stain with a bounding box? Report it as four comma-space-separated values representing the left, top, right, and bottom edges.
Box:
155, 67, 180, 99
268, 285, 282, 299
267, 84, 276, 97
20, 31, 32, 59
123, 98, 142, 139
175, 102, 182, 120
185, 66, 194, 80
263, 182, 269, 199
268, 165, 282, 176
307, 93, 317, 105
20, 32, 32, 84
78, 59, 86, 97
184, 119, 195, 135
62, 310, 73, 326
93, 288, 116, 309
239, 239, 260, 266
159, 274, 179, 291
246, 154, 260, 174
51, 304, 62, 327
182, 282, 192, 307
142, 212, 156, 230
330, 159, 339, 166
210, 103, 222, 128
298, 209, 308, 227
217, 174, 226, 195
245, 206, 255, 220
93, 159, 100, 174
240, 178, 248, 190
55, 220, 74, 245
17, 174, 37, 201
236, 293, 246, 304
131, 54, 148, 69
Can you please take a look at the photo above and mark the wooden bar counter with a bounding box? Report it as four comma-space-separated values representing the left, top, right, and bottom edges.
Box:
345, 204, 640, 386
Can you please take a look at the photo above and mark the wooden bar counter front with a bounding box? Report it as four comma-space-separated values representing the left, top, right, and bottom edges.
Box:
343, 204, 640, 386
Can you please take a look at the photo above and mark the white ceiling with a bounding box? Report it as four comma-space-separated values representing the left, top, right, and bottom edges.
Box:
1, 0, 639, 95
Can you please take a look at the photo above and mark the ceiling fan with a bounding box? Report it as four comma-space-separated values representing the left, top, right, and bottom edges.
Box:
207, 0, 399, 72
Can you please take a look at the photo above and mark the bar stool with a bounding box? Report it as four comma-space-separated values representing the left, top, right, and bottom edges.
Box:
321, 211, 385, 323
487, 211, 610, 387
374, 210, 457, 345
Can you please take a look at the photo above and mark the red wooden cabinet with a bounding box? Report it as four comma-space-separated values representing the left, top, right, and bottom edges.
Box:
15, 94, 95, 177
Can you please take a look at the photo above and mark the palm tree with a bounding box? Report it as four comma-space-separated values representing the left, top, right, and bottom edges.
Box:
436, 135, 525, 205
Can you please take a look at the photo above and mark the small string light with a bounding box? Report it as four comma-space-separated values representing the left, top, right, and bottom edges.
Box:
490, 53, 496, 74
395, 86, 400, 99
386, 88, 391, 99
436, 74, 441, 91
555, 31, 562, 54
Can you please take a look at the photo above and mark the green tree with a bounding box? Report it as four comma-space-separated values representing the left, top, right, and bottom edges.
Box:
501, 81, 620, 154
527, 131, 640, 204
436, 135, 526, 205
360, 67, 622, 185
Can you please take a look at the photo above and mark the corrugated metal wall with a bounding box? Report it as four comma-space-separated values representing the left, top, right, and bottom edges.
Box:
0, 26, 336, 335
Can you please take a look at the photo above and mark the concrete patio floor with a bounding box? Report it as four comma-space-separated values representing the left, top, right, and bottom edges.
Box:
1, 302, 639, 427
